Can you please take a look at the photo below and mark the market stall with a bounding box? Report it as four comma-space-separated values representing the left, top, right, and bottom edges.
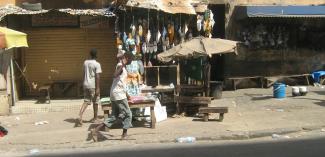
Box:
110, 0, 200, 117
157, 36, 238, 114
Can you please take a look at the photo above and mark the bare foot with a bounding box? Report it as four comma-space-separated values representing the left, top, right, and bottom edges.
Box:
121, 133, 128, 140
91, 129, 98, 142
75, 118, 83, 127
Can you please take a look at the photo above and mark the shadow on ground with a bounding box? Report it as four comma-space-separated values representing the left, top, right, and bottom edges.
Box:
244, 93, 273, 101
313, 90, 325, 96
28, 136, 325, 157
293, 97, 325, 107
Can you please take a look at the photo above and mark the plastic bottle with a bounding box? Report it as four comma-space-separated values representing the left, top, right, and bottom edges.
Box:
176, 137, 196, 143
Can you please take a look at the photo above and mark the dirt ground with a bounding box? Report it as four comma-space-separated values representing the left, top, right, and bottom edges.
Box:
1, 86, 325, 156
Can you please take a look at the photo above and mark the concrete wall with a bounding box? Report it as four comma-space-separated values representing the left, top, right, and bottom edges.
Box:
219, 0, 325, 80
224, 48, 325, 77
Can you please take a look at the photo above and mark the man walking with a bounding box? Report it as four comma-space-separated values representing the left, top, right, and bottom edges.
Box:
77, 48, 102, 126
91, 51, 133, 142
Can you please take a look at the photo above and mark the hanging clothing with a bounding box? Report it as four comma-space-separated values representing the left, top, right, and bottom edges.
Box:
126, 60, 141, 96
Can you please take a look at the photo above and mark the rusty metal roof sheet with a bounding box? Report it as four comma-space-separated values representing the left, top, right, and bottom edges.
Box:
126, 0, 196, 14
0, 5, 115, 21
161, 0, 196, 14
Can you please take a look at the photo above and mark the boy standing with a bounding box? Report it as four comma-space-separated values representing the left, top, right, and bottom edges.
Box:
77, 49, 102, 126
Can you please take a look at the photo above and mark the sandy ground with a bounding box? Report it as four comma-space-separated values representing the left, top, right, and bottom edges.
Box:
0, 86, 325, 155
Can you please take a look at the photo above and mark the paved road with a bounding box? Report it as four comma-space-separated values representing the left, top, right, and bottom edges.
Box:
27, 136, 325, 157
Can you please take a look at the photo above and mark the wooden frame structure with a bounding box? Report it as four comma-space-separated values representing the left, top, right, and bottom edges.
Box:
101, 100, 156, 129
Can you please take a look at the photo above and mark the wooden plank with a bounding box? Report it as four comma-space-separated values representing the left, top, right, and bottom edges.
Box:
199, 107, 228, 113
144, 65, 178, 68
102, 101, 155, 111
176, 96, 212, 104
141, 87, 174, 93
228, 76, 263, 79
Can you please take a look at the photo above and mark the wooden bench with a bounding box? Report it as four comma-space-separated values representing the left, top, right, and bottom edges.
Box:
52, 80, 79, 97
227, 76, 264, 90
198, 107, 228, 122
101, 100, 156, 129
38, 85, 51, 104
175, 96, 213, 114
265, 74, 311, 87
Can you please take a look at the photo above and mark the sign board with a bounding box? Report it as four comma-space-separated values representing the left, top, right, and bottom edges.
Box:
32, 13, 79, 27
80, 16, 110, 29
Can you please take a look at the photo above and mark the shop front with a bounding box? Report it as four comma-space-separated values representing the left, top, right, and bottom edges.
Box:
0, 5, 116, 100
223, 5, 325, 88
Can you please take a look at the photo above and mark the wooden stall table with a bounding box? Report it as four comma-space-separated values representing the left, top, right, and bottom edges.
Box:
265, 74, 311, 87
101, 99, 156, 129
141, 86, 175, 93
141, 85, 175, 104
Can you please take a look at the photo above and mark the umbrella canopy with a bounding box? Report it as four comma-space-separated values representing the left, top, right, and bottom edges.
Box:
157, 36, 238, 62
0, 27, 28, 49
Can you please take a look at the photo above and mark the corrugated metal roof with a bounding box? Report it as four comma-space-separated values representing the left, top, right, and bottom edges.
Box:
126, 0, 196, 14
192, 3, 208, 13
0, 5, 115, 21
161, 0, 196, 14
126, 0, 160, 10
245, 5, 325, 18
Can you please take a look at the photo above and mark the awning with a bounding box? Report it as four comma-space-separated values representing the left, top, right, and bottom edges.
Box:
236, 5, 325, 19
125, 0, 196, 15
0, 27, 28, 49
0, 5, 115, 21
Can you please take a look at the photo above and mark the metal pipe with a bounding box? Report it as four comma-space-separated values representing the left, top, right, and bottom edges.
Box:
10, 57, 15, 107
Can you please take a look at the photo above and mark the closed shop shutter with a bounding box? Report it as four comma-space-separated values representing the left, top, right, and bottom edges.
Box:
24, 28, 116, 97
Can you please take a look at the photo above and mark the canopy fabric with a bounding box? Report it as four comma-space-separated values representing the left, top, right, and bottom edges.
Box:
236, 5, 325, 18
0, 27, 28, 49
157, 36, 238, 62
126, 0, 196, 15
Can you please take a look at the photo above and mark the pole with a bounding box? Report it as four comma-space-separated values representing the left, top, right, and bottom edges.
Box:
10, 57, 15, 107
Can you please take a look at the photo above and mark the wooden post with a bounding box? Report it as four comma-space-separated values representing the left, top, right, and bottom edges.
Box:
206, 63, 211, 97
157, 67, 160, 86
219, 113, 224, 121
150, 106, 156, 129
203, 113, 209, 122
144, 66, 147, 85
305, 75, 310, 86
104, 110, 110, 131
176, 63, 180, 114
